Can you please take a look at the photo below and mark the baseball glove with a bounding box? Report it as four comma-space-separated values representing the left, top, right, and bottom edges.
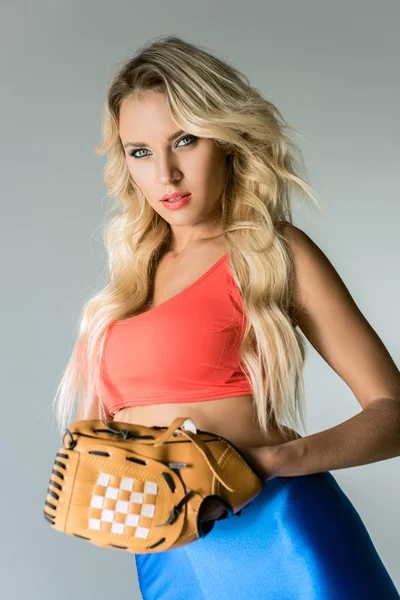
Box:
44, 416, 265, 554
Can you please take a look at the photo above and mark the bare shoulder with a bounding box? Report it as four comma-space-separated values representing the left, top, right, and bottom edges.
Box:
276, 220, 400, 408
276, 220, 324, 310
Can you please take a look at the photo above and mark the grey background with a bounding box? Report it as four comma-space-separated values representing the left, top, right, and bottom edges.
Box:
1, 1, 399, 597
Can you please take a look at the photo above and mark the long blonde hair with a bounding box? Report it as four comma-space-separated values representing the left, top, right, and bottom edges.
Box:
52, 35, 321, 440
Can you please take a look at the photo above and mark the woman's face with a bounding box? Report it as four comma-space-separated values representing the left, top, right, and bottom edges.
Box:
118, 91, 230, 229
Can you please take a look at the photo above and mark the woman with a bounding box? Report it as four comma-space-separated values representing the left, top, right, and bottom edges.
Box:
53, 36, 400, 599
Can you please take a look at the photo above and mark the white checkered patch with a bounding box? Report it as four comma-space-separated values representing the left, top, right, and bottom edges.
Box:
88, 472, 158, 539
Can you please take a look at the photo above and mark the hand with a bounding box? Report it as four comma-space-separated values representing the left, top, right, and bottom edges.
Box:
199, 445, 284, 526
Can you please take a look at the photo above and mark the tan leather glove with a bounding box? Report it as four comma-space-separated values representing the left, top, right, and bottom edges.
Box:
44, 416, 265, 554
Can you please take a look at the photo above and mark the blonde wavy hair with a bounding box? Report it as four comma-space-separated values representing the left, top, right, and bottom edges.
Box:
52, 35, 321, 441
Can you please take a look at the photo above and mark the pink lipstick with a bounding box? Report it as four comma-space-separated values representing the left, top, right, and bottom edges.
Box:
160, 193, 192, 210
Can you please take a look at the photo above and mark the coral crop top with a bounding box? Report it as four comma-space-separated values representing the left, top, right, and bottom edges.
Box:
97, 253, 253, 417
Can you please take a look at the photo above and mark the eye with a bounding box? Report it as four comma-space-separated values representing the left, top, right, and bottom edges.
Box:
128, 135, 197, 159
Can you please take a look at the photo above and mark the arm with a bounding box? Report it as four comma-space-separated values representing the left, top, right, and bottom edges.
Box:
257, 224, 400, 480
78, 338, 113, 422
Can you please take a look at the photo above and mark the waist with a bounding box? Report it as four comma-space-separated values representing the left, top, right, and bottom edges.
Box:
112, 394, 301, 449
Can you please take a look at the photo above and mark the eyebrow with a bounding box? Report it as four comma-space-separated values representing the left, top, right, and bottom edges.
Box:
122, 129, 185, 149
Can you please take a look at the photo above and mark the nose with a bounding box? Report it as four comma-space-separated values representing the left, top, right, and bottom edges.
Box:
156, 155, 182, 186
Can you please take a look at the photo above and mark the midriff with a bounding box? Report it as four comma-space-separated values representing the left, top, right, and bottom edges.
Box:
112, 393, 301, 450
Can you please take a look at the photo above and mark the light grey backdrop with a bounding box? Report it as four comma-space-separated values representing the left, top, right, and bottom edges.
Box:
1, 1, 399, 598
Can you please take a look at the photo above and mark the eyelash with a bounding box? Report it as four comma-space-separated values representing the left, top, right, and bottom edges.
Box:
128, 135, 197, 159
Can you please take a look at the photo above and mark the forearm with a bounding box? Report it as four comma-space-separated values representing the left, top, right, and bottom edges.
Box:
274, 397, 400, 478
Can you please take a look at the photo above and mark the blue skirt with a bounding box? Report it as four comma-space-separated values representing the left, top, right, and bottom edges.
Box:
135, 471, 398, 599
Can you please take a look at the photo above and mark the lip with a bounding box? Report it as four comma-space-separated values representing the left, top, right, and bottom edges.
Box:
160, 191, 191, 202
161, 194, 192, 210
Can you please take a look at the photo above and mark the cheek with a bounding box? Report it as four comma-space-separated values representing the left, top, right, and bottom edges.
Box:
127, 159, 155, 187
204, 160, 228, 193
126, 163, 147, 192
